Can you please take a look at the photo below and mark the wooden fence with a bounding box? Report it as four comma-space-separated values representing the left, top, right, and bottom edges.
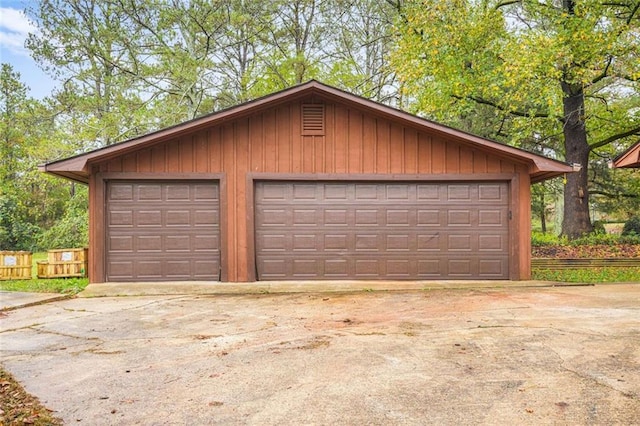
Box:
0, 251, 32, 280
37, 248, 88, 279
532, 258, 640, 270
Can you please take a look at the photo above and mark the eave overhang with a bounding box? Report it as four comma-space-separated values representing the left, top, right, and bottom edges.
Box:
613, 140, 640, 169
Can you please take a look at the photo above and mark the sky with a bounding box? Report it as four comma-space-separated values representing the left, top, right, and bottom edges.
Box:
0, 0, 58, 99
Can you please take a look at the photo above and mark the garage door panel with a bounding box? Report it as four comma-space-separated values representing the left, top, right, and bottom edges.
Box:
355, 259, 379, 276
448, 210, 472, 226
448, 260, 473, 277
109, 184, 134, 200
108, 261, 133, 279
136, 260, 163, 278
447, 185, 472, 201
293, 234, 317, 251
194, 234, 219, 251
479, 259, 508, 276
137, 235, 162, 252
293, 209, 316, 225
137, 211, 162, 226
292, 259, 318, 276
417, 233, 441, 251
417, 210, 440, 225
387, 234, 410, 251
106, 181, 220, 282
448, 235, 472, 251
194, 184, 218, 200
386, 210, 411, 226
255, 181, 509, 280
478, 210, 505, 226
478, 184, 506, 201
165, 235, 190, 251
417, 185, 440, 200
324, 210, 348, 225
325, 259, 348, 276
137, 184, 161, 200
418, 259, 441, 276
195, 210, 219, 226
479, 234, 507, 251
325, 185, 348, 199
109, 210, 133, 226
109, 236, 133, 252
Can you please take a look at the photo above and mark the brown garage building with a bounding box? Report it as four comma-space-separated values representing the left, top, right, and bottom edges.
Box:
42, 81, 572, 283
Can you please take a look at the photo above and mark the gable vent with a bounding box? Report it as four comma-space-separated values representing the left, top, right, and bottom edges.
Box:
302, 104, 325, 135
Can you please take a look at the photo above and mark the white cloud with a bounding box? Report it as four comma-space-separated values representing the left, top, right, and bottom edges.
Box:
0, 7, 38, 56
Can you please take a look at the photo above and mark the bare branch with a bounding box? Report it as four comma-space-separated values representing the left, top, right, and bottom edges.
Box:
588, 56, 614, 87
495, 1, 522, 10
452, 94, 551, 119
589, 126, 640, 151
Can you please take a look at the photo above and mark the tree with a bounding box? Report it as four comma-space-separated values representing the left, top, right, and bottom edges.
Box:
27, 0, 153, 146
390, 0, 640, 238
0, 64, 82, 250
322, 0, 400, 104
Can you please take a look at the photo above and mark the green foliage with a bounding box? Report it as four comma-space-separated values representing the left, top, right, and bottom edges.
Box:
532, 268, 640, 284
591, 221, 606, 235
622, 216, 640, 237
0, 278, 88, 295
391, 0, 640, 237
532, 230, 640, 247
531, 231, 564, 247
0, 196, 42, 251
571, 232, 626, 246
1, 64, 88, 251
37, 188, 88, 250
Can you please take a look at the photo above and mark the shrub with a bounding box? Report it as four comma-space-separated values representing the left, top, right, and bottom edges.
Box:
622, 216, 640, 237
531, 231, 564, 246
592, 220, 606, 234
571, 232, 620, 246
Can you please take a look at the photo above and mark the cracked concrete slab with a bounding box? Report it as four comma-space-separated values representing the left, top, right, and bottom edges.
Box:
1, 284, 639, 424
0, 291, 70, 311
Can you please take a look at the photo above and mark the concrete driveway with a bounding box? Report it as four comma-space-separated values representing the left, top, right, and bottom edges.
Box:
1, 284, 639, 425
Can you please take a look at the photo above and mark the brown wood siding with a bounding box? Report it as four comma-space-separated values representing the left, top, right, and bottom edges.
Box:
91, 97, 532, 282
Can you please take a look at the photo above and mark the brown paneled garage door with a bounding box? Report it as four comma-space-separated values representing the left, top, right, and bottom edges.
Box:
254, 181, 510, 280
106, 181, 220, 281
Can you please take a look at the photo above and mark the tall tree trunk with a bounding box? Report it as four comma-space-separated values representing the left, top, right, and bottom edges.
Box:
559, 0, 593, 239
561, 81, 593, 238
540, 190, 547, 234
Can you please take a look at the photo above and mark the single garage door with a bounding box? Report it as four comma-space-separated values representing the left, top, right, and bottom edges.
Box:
106, 180, 220, 281
255, 181, 510, 280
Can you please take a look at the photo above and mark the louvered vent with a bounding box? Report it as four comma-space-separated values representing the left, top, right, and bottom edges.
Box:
301, 104, 325, 135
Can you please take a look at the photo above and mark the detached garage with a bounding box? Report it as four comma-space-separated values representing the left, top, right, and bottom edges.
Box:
42, 81, 572, 283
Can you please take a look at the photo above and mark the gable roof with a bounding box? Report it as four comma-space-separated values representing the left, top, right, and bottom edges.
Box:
41, 80, 572, 184
613, 140, 640, 168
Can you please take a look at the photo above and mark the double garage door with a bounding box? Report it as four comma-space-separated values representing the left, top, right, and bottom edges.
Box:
105, 180, 510, 281
255, 181, 510, 280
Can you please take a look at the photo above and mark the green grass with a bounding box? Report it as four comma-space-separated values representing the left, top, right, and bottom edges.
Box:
0, 277, 89, 294
0, 252, 89, 294
532, 267, 640, 283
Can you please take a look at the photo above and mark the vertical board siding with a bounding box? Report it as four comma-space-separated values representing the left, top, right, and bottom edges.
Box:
348, 109, 363, 173
389, 124, 404, 173
376, 119, 390, 173
92, 97, 531, 282
194, 131, 209, 172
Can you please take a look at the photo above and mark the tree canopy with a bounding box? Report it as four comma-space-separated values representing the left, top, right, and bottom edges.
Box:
1, 0, 639, 251
391, 0, 640, 237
